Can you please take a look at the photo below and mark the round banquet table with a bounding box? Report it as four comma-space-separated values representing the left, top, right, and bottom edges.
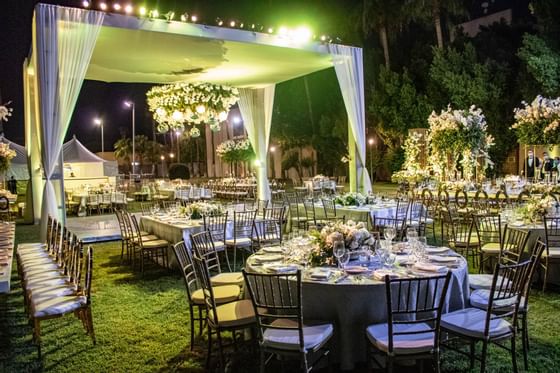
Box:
245, 250, 470, 370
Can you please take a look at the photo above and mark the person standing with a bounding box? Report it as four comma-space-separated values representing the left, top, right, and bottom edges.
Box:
542, 151, 553, 180
525, 150, 541, 180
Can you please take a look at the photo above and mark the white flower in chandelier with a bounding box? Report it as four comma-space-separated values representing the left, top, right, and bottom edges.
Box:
189, 127, 201, 138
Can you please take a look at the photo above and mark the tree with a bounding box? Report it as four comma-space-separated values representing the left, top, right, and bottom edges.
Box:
114, 135, 163, 172
369, 67, 433, 149
517, 34, 560, 96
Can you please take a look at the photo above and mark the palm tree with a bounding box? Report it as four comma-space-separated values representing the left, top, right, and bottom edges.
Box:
362, 0, 404, 69
113, 137, 132, 172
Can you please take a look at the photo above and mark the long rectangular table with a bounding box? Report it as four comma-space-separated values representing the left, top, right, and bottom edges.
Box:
0, 223, 16, 293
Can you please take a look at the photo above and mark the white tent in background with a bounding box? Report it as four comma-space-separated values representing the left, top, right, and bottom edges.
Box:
62, 136, 105, 178
0, 136, 29, 180
24, 3, 371, 230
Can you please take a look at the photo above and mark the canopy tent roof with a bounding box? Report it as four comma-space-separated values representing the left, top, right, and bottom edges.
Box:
24, 4, 370, 226
0, 136, 27, 165
62, 136, 105, 163
84, 13, 335, 87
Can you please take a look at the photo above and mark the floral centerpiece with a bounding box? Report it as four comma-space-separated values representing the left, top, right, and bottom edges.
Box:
392, 132, 433, 186
179, 202, 223, 219
523, 183, 552, 194
334, 192, 366, 207
313, 174, 329, 182
216, 137, 255, 163
308, 220, 375, 266
0, 142, 16, 173
511, 95, 560, 145
516, 195, 556, 222
427, 105, 494, 181
391, 169, 431, 185
146, 82, 239, 133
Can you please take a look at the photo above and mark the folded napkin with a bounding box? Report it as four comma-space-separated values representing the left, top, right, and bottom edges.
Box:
252, 254, 283, 263
428, 255, 457, 263
425, 247, 449, 254
308, 268, 332, 280
263, 264, 299, 273
373, 269, 399, 280
413, 262, 448, 273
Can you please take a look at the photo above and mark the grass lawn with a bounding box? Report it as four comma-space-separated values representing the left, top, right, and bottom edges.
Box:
1, 199, 560, 371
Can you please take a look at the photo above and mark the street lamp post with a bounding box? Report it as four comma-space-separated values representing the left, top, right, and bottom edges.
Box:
124, 101, 136, 174
176, 130, 181, 162
368, 138, 375, 182
269, 145, 276, 179
94, 118, 104, 154
160, 155, 165, 177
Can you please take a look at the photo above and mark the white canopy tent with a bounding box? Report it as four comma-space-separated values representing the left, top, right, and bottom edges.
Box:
24, 3, 371, 231
62, 136, 105, 178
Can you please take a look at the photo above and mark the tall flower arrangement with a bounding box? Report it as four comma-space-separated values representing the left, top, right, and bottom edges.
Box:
0, 143, 16, 173
216, 137, 254, 163
511, 95, 560, 145
391, 132, 431, 185
427, 105, 494, 181
0, 102, 13, 122
146, 82, 239, 133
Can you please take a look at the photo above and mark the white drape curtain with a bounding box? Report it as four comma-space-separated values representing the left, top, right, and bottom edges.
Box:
33, 4, 104, 229
328, 44, 372, 194
238, 86, 275, 200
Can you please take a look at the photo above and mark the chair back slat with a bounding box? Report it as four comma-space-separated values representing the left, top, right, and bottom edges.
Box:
385, 272, 452, 353
172, 241, 199, 301
243, 270, 305, 349
191, 230, 222, 275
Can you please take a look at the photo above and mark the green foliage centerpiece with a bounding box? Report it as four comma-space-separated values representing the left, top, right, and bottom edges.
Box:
427, 105, 494, 181
334, 192, 367, 207
146, 82, 239, 137
179, 202, 223, 220
309, 221, 375, 266
511, 95, 560, 145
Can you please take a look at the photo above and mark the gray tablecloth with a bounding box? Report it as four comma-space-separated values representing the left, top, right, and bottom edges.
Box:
246, 253, 469, 370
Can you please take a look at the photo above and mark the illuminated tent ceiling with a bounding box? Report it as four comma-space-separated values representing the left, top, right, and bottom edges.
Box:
85, 15, 335, 87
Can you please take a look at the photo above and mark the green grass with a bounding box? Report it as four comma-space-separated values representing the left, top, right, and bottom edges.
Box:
1, 218, 560, 371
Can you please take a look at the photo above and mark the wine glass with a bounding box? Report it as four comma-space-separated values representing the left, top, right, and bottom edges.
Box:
333, 241, 346, 269
386, 253, 397, 268
384, 227, 396, 242
406, 228, 418, 243
340, 250, 350, 270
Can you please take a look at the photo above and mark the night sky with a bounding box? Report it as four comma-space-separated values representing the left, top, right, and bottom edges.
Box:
0, 0, 524, 151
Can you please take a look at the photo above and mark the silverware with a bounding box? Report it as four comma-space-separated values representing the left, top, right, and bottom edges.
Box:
335, 274, 349, 283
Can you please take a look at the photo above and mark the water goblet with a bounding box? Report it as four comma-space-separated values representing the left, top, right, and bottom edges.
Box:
384, 227, 396, 242
340, 250, 350, 270
386, 253, 397, 269
333, 241, 346, 269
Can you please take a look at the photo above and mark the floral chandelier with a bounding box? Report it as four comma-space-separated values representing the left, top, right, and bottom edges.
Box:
146, 82, 239, 136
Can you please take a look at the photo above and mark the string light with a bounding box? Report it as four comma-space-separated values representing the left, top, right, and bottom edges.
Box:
80, 2, 340, 43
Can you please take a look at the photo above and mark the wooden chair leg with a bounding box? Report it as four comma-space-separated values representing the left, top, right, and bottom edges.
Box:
206, 327, 213, 370
33, 318, 42, 358
480, 341, 488, 373
511, 335, 518, 373
86, 307, 96, 344
189, 305, 195, 351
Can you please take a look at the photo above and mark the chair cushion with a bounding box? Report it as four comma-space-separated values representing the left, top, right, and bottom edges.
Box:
211, 272, 245, 287
32, 295, 87, 318
141, 239, 169, 249
25, 275, 70, 291
263, 319, 333, 352
29, 284, 78, 302
469, 289, 520, 311
131, 235, 160, 243
544, 247, 560, 258
366, 322, 435, 354
23, 262, 61, 275
481, 242, 501, 253
441, 308, 513, 339
468, 274, 494, 290
225, 237, 252, 247
208, 299, 256, 328
191, 285, 241, 305
213, 241, 226, 250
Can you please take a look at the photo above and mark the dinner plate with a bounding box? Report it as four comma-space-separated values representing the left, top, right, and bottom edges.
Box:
263, 263, 299, 273
425, 247, 449, 254
344, 266, 369, 275
428, 255, 457, 263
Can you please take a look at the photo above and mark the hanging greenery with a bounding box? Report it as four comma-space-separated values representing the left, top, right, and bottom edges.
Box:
215, 137, 255, 163
511, 95, 560, 145
0, 143, 16, 173
146, 82, 239, 133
